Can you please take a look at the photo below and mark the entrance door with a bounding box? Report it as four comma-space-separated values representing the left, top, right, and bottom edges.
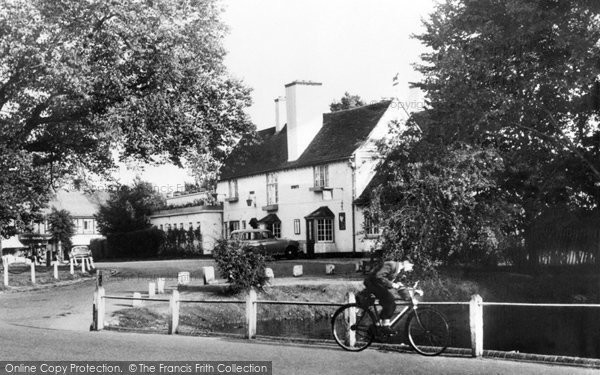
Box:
305, 219, 315, 258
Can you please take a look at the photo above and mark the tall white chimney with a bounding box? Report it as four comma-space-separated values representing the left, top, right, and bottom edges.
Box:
285, 81, 328, 161
274, 96, 286, 133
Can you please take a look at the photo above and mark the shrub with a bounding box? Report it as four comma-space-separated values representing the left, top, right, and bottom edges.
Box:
212, 239, 270, 293
89, 238, 108, 260
105, 227, 165, 259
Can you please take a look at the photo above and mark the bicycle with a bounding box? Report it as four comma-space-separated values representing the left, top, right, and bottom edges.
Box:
331, 282, 450, 356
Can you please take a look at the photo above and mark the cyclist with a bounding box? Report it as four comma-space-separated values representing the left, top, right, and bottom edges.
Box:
363, 259, 414, 332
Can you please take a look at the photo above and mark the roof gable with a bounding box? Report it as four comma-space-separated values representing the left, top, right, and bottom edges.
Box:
220, 100, 391, 180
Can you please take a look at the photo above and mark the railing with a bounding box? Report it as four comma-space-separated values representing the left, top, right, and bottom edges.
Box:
2, 255, 95, 287
91, 285, 600, 359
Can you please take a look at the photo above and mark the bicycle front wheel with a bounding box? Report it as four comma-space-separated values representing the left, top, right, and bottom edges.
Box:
405, 307, 450, 356
331, 303, 376, 352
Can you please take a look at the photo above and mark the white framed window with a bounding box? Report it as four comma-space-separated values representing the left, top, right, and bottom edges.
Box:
242, 220, 246, 229
267, 173, 278, 205
228, 179, 238, 198
314, 164, 329, 188
294, 219, 301, 235
316, 218, 333, 242
272, 222, 281, 238
364, 216, 380, 237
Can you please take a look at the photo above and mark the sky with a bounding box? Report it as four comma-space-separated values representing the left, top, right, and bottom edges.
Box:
116, 0, 437, 192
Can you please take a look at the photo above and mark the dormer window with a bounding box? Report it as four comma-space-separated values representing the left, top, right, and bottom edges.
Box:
314, 164, 329, 188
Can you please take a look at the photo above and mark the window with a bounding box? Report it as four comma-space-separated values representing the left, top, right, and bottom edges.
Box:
314, 164, 329, 188
228, 221, 240, 236
317, 218, 333, 242
364, 216, 380, 237
272, 222, 281, 238
294, 219, 301, 235
242, 220, 246, 229
266, 173, 278, 205
228, 179, 238, 198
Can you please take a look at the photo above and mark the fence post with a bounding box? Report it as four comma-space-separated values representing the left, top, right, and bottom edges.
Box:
469, 294, 484, 357
92, 286, 105, 331
3, 257, 8, 287
53, 262, 58, 280
346, 292, 356, 348
148, 282, 156, 298
81, 258, 86, 273
30, 262, 35, 284
168, 290, 180, 334
97, 286, 105, 330
246, 288, 257, 339
70, 257, 74, 275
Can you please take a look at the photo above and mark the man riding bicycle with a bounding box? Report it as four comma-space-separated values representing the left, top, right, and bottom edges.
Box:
363, 259, 414, 332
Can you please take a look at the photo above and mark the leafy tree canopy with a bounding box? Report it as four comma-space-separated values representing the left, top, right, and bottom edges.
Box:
0, 0, 252, 238
95, 180, 166, 235
330, 92, 365, 112
413, 0, 600, 215
369, 0, 600, 268
47, 207, 75, 251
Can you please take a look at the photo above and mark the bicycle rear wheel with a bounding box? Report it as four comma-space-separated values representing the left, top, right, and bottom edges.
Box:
331, 303, 376, 351
405, 307, 450, 356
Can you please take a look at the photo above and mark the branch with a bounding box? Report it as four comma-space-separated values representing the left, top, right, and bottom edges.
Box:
541, 106, 600, 182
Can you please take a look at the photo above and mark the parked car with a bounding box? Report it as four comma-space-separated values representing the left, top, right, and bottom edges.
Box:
70, 245, 91, 259
230, 229, 301, 259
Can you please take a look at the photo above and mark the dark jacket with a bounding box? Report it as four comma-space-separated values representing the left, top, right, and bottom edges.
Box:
365, 261, 400, 289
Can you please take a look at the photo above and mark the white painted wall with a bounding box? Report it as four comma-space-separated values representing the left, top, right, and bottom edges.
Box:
218, 160, 374, 254
150, 208, 222, 254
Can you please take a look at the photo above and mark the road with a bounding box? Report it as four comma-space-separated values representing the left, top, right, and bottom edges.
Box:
0, 260, 597, 374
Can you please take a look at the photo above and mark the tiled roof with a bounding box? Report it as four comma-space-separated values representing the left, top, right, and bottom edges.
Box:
305, 206, 335, 219
45, 190, 109, 217
219, 100, 391, 180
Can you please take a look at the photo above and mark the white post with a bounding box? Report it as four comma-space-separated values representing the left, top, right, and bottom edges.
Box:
3, 257, 8, 287
97, 286, 105, 330
69, 257, 74, 275
81, 258, 86, 273
169, 290, 180, 334
30, 262, 35, 284
202, 266, 215, 285
53, 262, 58, 279
157, 278, 165, 294
148, 282, 156, 298
346, 292, 356, 348
325, 264, 335, 275
89, 257, 95, 269
470, 294, 484, 357
246, 288, 257, 339
132, 292, 142, 307
292, 265, 303, 277
93, 286, 106, 331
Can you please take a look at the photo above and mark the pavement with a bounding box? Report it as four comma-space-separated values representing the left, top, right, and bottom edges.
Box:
0, 259, 598, 374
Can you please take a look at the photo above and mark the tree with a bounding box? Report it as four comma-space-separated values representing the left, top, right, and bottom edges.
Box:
47, 207, 75, 255
367, 0, 600, 268
0, 0, 252, 238
366, 121, 518, 271
412, 0, 600, 217
95, 180, 165, 235
330, 92, 365, 112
